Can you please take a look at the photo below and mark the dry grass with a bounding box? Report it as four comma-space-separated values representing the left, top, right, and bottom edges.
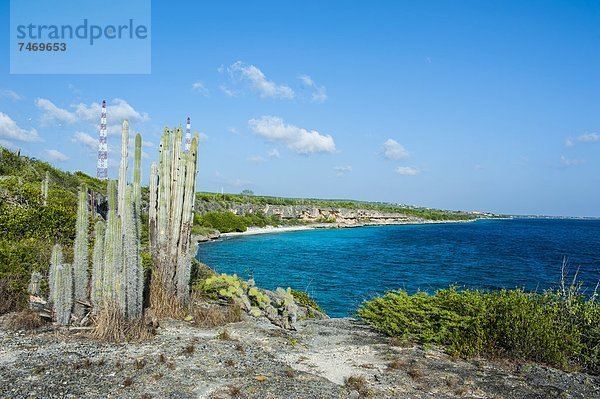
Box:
227, 385, 244, 398
344, 375, 373, 397
158, 353, 166, 363
4, 310, 43, 331
189, 293, 242, 328
217, 328, 232, 340
122, 376, 133, 387
225, 359, 235, 367
284, 368, 296, 378
134, 359, 146, 370
407, 367, 425, 382
91, 303, 155, 343
182, 344, 195, 357
234, 342, 245, 354
149, 273, 185, 319
387, 359, 408, 370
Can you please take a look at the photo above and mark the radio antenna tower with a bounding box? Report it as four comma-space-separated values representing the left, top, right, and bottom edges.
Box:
184, 116, 191, 152
97, 100, 108, 179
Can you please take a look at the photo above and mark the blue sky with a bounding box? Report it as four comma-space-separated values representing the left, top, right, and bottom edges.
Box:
0, 1, 599, 217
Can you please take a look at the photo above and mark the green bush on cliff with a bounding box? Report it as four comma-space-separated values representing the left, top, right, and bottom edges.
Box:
358, 287, 599, 374
290, 289, 324, 314
194, 211, 284, 233
195, 211, 248, 233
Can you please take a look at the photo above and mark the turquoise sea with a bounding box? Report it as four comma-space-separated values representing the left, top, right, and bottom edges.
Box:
196, 219, 600, 317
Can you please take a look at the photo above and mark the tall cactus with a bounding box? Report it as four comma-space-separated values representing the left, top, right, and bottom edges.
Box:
48, 243, 62, 304
91, 220, 105, 312
41, 171, 49, 205
53, 263, 73, 325
117, 120, 129, 216
102, 180, 118, 303
49, 244, 73, 325
149, 126, 199, 308
73, 184, 89, 316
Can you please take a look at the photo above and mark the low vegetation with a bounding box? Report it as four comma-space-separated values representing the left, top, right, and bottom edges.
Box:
196, 192, 481, 221
193, 210, 286, 233
290, 289, 324, 314
358, 285, 600, 374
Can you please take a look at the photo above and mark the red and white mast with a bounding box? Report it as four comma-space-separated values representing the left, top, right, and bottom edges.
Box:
97, 100, 108, 179
184, 116, 191, 152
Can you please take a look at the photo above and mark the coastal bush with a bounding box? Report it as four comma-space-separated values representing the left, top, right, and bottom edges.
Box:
195, 211, 247, 233
290, 289, 324, 314
193, 211, 285, 233
358, 287, 599, 374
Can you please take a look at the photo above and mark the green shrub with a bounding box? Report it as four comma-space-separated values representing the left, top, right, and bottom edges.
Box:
290, 289, 324, 314
358, 287, 599, 374
196, 212, 248, 233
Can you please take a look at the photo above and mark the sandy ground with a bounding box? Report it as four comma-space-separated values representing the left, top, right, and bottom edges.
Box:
219, 224, 333, 238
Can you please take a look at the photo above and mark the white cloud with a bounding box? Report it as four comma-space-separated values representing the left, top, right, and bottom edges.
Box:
383, 139, 409, 160
45, 149, 69, 162
229, 61, 294, 99
191, 81, 209, 96
312, 87, 328, 103
565, 132, 600, 146
334, 165, 352, 176
0, 89, 23, 101
36, 98, 149, 135
560, 155, 584, 167
299, 75, 314, 86
578, 132, 600, 143
248, 116, 336, 155
198, 132, 209, 143
71, 131, 97, 152
396, 166, 421, 176
299, 74, 327, 103
267, 148, 280, 158
247, 155, 266, 163
0, 112, 40, 142
36, 98, 77, 125
220, 85, 239, 97
142, 141, 154, 148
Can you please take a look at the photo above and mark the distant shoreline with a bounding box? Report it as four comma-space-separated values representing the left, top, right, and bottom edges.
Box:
201, 218, 480, 241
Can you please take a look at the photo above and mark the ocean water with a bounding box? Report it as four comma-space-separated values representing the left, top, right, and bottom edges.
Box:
195, 219, 600, 317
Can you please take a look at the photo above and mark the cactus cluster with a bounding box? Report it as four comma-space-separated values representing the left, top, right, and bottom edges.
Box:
91, 121, 144, 319
149, 126, 199, 305
48, 121, 145, 324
